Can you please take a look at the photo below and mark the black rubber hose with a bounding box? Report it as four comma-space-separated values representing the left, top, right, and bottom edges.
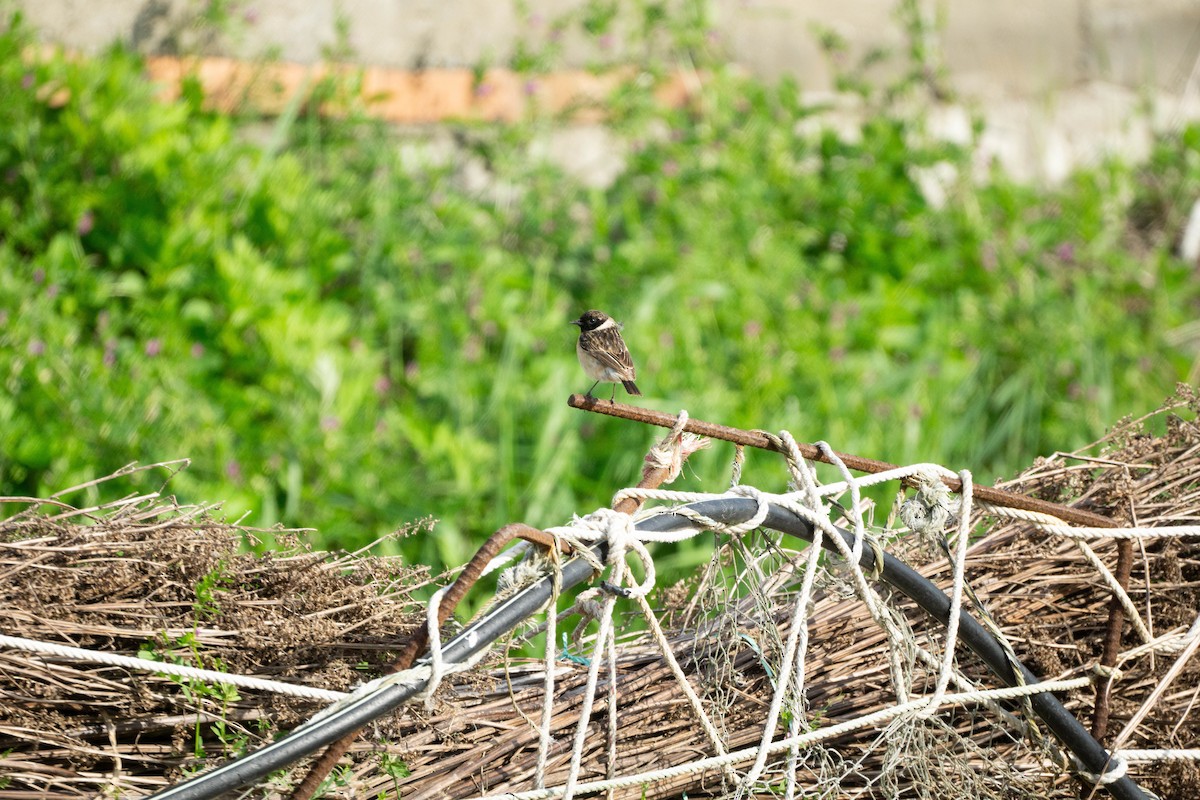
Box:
152, 498, 1146, 800
150, 540, 605, 800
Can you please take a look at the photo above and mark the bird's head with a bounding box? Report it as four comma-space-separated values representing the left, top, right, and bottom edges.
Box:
571, 309, 611, 332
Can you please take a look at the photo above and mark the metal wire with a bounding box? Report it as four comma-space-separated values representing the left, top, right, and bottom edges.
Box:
151, 498, 1149, 800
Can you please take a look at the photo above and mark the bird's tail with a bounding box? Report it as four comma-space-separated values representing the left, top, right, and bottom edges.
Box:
623, 380, 641, 396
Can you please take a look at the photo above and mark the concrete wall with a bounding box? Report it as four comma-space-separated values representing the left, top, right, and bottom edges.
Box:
12, 1, 1200, 184
16, 0, 1200, 96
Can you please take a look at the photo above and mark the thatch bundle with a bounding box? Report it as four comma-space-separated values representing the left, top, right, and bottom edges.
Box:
2, 391, 1199, 799
0, 488, 429, 797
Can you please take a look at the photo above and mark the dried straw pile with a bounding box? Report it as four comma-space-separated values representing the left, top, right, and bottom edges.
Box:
0, 487, 429, 797
2, 390, 1199, 799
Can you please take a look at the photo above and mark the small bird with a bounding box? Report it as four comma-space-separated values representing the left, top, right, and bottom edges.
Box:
570, 309, 641, 402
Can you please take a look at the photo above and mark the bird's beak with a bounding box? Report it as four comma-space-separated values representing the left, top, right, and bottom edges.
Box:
569, 319, 581, 327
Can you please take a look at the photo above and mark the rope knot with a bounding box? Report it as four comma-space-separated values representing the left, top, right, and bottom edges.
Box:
644, 409, 710, 484
724, 484, 771, 534
900, 470, 961, 535
547, 508, 655, 598
1073, 754, 1128, 785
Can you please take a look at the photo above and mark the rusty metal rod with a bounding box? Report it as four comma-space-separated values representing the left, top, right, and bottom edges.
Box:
1089, 537, 1135, 752
567, 394, 1118, 530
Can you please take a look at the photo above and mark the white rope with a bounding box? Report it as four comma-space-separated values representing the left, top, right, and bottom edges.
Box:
919, 470, 973, 716
1071, 537, 1154, 643
534, 544, 563, 790
816, 441, 867, 562
1116, 748, 1200, 762
776, 504, 913, 704
467, 678, 1093, 800
782, 510, 827, 800
609, 486, 770, 538
422, 587, 449, 710
540, 413, 732, 797
815, 462, 958, 497
297, 575, 499, 729
559, 530, 623, 800
736, 487, 826, 794
1034, 524, 1200, 540
732, 433, 881, 796
546, 509, 656, 598
540, 433, 834, 798
296, 651, 488, 732
1073, 754, 1127, 785
603, 604, 619, 790
545, 505, 695, 800
1118, 615, 1200, 663
977, 503, 1200, 539
306, 559, 503, 729
0, 632, 346, 702
776, 432, 915, 705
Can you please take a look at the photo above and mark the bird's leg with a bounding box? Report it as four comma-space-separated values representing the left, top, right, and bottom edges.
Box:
586, 380, 599, 399
609, 384, 617, 403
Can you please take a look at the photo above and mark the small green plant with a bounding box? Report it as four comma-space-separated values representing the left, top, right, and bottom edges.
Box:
192, 561, 233, 619
134, 557, 250, 761
138, 632, 244, 759
379, 751, 412, 798
315, 763, 356, 796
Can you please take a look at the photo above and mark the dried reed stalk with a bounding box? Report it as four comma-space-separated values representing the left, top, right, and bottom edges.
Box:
3, 391, 1200, 798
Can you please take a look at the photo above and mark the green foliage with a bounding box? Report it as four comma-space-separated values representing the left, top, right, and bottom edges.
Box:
138, 631, 244, 759
193, 561, 233, 619
379, 751, 412, 798
1, 5, 1198, 579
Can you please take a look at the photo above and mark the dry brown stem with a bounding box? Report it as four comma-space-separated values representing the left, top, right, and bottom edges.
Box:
3, 392, 1200, 798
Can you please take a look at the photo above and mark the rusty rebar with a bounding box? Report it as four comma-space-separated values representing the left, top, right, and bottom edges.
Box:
1089, 539, 1136, 738
567, 394, 1118, 530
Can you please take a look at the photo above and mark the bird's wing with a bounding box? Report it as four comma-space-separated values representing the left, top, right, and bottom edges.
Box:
583, 327, 636, 378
